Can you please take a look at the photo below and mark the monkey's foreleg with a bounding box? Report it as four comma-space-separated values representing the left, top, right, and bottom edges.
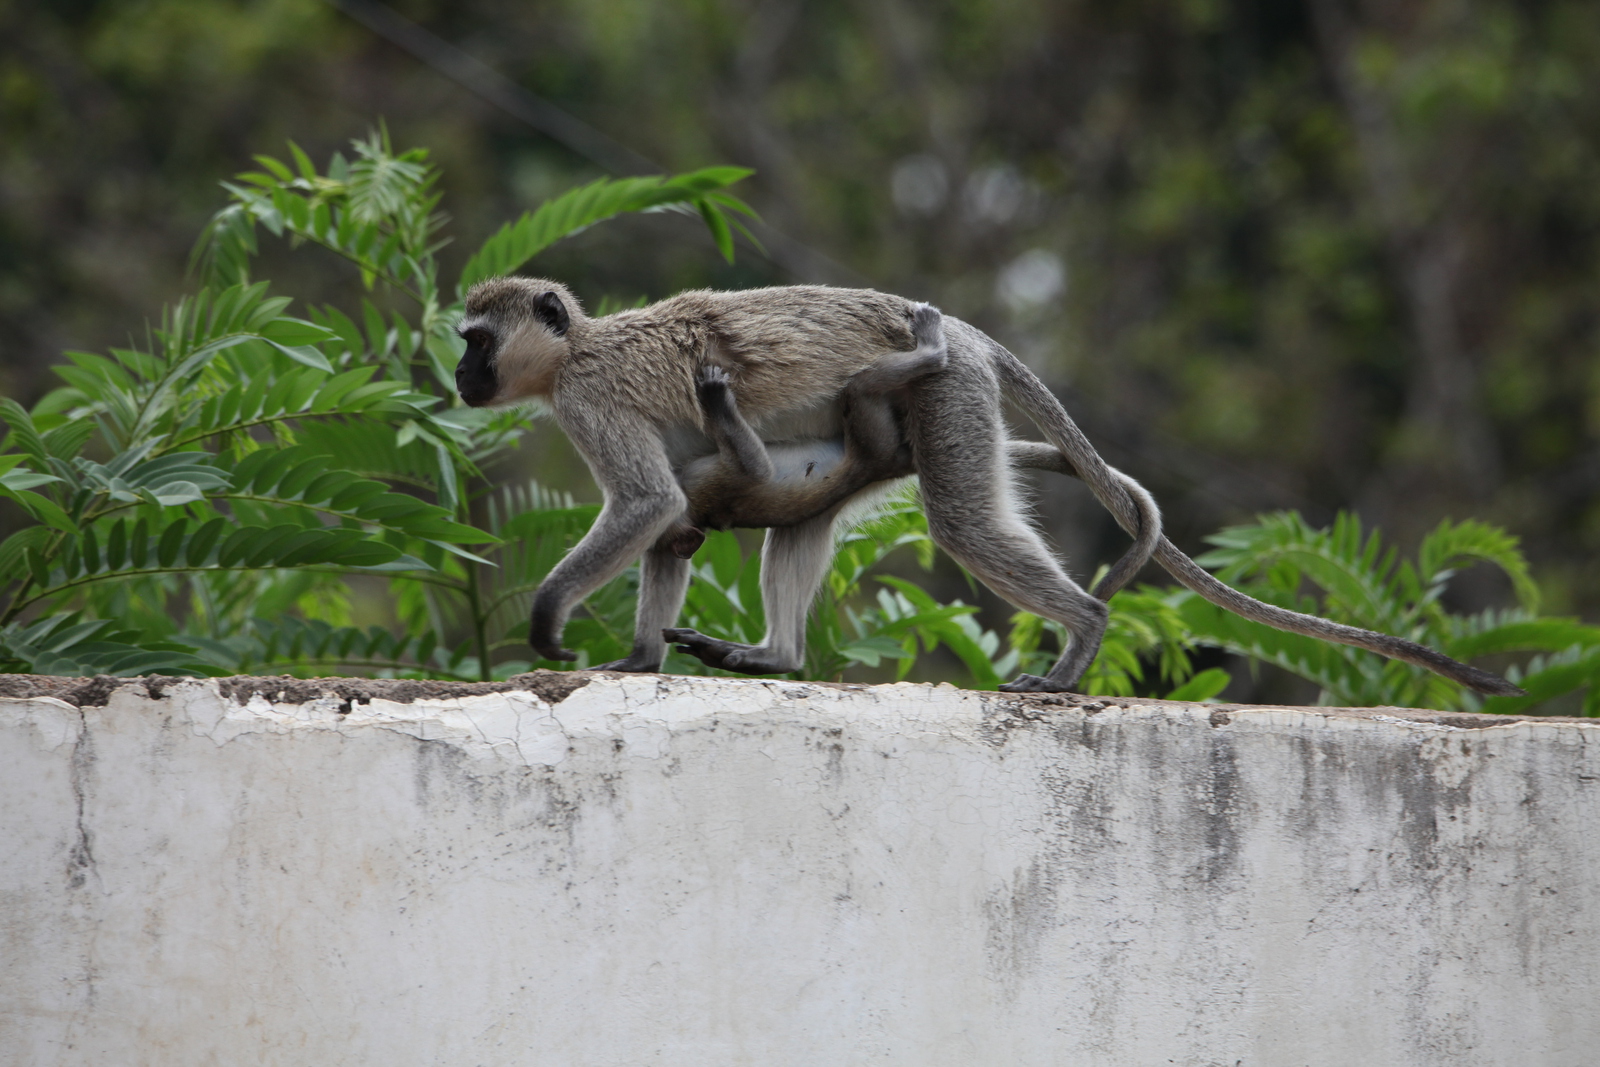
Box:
529, 485, 686, 660
530, 497, 681, 661
665, 507, 841, 674
531, 407, 690, 661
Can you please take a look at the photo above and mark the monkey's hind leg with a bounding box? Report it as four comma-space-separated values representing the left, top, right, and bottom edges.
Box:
913, 372, 1108, 693
665, 507, 840, 674
933, 513, 1110, 693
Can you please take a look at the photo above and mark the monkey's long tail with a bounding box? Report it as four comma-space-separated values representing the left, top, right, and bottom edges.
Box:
1009, 440, 1158, 601
1150, 537, 1525, 696
1091, 470, 1159, 600
993, 348, 1525, 698
990, 350, 1163, 585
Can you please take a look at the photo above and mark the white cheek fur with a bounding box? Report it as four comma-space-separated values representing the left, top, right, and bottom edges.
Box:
492, 326, 565, 401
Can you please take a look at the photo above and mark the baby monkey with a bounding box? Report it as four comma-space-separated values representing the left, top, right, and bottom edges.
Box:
656, 303, 947, 559
653, 304, 1162, 618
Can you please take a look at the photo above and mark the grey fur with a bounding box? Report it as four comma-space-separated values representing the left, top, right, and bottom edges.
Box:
458, 277, 1520, 697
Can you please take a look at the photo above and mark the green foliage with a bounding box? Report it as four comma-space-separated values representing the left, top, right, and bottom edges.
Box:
0, 131, 759, 679
0, 614, 203, 677
458, 168, 759, 290
990, 510, 1595, 714
1171, 512, 1600, 713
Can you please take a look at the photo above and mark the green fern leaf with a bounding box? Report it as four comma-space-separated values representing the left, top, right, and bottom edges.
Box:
186, 517, 228, 566
0, 399, 49, 465
1447, 617, 1600, 659
457, 167, 755, 292
1418, 517, 1540, 612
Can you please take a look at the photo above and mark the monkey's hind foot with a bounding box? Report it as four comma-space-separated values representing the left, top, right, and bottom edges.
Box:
663, 628, 796, 674
998, 673, 1081, 695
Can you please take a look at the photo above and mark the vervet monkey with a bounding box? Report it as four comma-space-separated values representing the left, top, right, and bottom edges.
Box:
455, 277, 1521, 697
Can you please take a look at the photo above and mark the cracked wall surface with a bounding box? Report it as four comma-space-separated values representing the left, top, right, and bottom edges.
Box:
2, 673, 1598, 1067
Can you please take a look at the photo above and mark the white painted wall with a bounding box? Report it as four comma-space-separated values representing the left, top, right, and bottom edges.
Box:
2, 674, 1598, 1067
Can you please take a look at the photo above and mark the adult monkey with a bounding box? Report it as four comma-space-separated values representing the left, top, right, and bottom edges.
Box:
455, 278, 1158, 688
455, 277, 1521, 697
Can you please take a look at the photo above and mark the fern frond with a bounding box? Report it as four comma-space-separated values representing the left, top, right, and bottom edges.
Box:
1417, 517, 1540, 612
457, 167, 756, 292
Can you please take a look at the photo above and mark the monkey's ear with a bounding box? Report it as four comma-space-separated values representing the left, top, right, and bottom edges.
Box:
533, 291, 570, 336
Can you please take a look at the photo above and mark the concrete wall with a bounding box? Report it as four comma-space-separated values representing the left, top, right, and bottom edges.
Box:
2, 672, 1597, 1067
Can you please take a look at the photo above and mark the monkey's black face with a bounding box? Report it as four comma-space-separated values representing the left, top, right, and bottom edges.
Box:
455, 326, 498, 407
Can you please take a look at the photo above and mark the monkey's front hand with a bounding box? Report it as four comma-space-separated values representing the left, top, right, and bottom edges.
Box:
528, 589, 577, 662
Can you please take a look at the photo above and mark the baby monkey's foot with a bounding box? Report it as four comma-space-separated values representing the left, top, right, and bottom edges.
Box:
663, 627, 751, 670
662, 521, 707, 560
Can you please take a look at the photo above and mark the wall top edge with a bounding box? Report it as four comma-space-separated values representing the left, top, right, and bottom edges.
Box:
0, 670, 1589, 733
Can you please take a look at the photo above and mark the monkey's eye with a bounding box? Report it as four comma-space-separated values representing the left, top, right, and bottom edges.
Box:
461, 327, 494, 351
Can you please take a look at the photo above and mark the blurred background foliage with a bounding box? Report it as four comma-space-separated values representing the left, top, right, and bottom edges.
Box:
5, 0, 1600, 703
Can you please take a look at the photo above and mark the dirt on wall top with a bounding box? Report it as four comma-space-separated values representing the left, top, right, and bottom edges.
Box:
0, 670, 595, 709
